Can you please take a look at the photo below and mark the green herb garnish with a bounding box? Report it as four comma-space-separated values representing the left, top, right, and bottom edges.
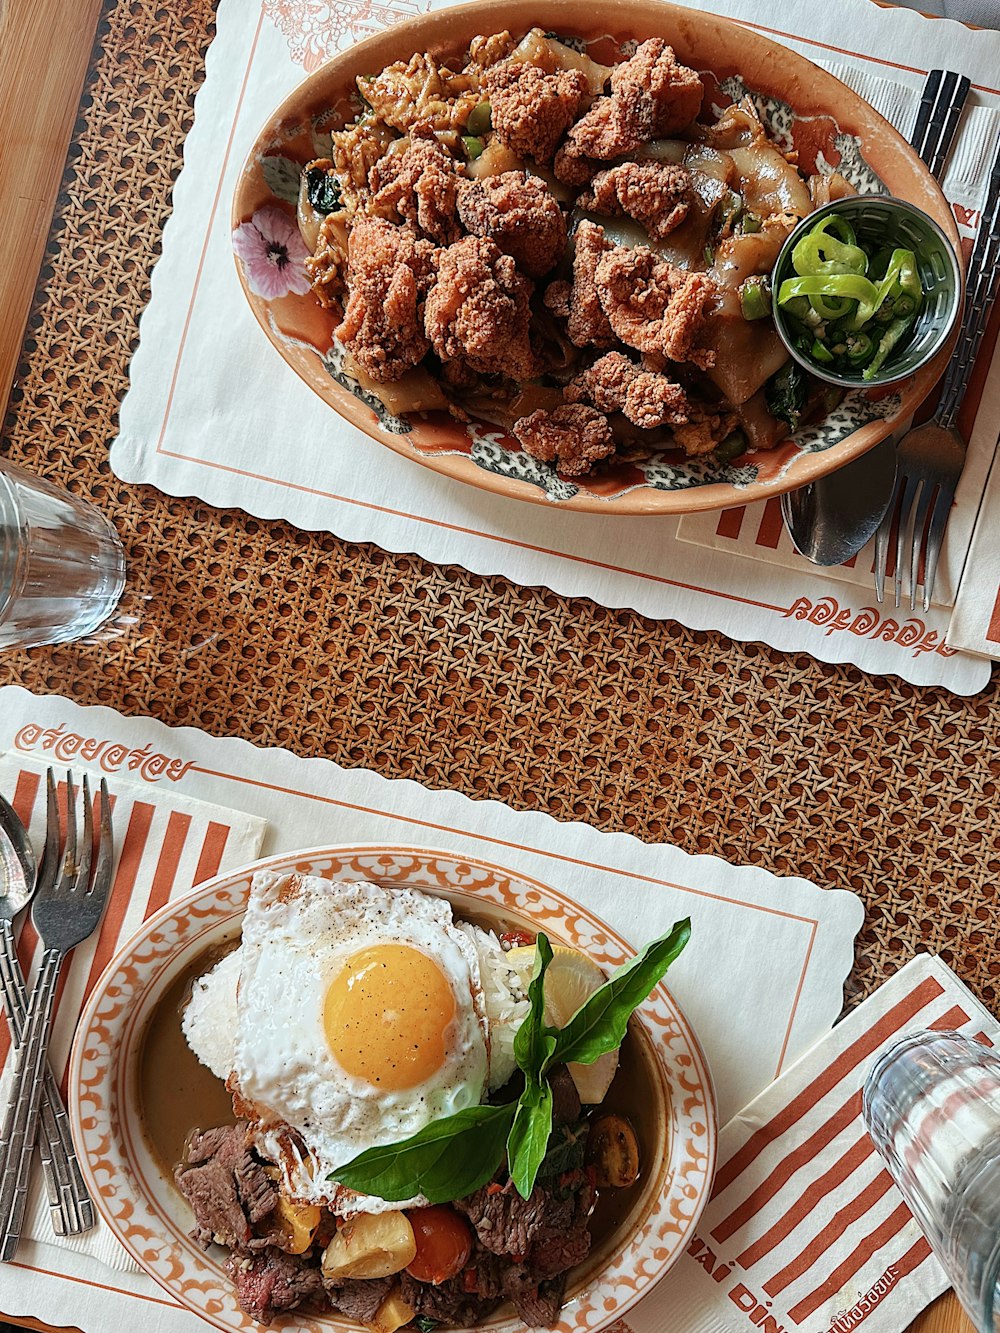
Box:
766, 361, 808, 431
329, 920, 691, 1204
305, 167, 342, 216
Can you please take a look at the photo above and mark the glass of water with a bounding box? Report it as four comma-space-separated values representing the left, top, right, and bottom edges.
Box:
863, 1029, 1000, 1332
0, 458, 126, 650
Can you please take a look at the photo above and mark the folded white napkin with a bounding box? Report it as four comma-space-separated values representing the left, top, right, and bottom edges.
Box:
632, 954, 998, 1333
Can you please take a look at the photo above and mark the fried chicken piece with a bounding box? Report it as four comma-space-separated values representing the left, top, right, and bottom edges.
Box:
594, 245, 717, 368
334, 217, 438, 381
543, 220, 615, 349
457, 172, 567, 279
465, 31, 517, 74
579, 161, 691, 240
512, 404, 615, 476
568, 39, 703, 158
482, 61, 589, 164
306, 213, 347, 310
368, 125, 463, 244
671, 406, 740, 456
564, 352, 691, 428
424, 235, 536, 379
553, 140, 599, 186
362, 54, 479, 132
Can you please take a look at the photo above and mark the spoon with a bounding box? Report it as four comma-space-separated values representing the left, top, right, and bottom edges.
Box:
780, 435, 898, 566
0, 793, 35, 894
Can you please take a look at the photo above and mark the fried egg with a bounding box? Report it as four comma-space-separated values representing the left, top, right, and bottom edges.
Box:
184, 871, 518, 1210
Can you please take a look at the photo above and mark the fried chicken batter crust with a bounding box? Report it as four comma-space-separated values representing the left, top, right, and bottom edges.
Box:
368, 126, 463, 244
564, 352, 691, 429
594, 245, 717, 369
568, 39, 703, 158
512, 403, 615, 476
424, 235, 536, 379
457, 171, 567, 279
334, 217, 438, 382
482, 61, 589, 164
579, 161, 691, 240
543, 219, 615, 349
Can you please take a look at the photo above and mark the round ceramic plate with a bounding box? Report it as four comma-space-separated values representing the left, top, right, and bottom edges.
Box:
231, 0, 961, 516
69, 845, 717, 1333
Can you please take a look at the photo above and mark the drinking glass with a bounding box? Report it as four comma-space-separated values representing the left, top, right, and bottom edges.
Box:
863, 1029, 1000, 1332
0, 459, 126, 650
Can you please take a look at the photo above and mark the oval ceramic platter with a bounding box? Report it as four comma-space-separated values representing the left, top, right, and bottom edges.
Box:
231, 0, 960, 516
70, 845, 717, 1333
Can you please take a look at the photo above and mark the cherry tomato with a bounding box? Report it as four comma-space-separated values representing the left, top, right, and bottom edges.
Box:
500, 928, 535, 949
405, 1205, 473, 1285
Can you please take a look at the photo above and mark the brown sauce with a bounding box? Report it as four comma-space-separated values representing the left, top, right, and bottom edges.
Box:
138, 939, 239, 1179
138, 930, 666, 1259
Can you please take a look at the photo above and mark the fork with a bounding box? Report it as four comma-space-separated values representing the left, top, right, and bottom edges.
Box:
0, 788, 95, 1236
0, 771, 113, 1261
874, 137, 1000, 610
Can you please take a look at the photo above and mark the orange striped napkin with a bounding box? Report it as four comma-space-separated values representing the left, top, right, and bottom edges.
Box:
627, 953, 997, 1333
0, 753, 267, 1269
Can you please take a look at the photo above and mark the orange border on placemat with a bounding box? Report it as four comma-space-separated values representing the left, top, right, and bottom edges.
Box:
147, 0, 998, 624
985, 583, 1000, 643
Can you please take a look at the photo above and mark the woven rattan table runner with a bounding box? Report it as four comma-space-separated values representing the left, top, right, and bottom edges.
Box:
1, 0, 999, 1027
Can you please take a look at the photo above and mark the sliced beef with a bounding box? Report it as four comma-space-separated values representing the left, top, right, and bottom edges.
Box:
526, 1168, 596, 1278
225, 1247, 324, 1320
174, 1121, 278, 1250
324, 1275, 395, 1323
398, 1269, 499, 1325
455, 1181, 561, 1258
503, 1269, 569, 1328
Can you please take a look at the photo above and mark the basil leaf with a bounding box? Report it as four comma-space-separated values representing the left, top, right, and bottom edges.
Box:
545, 920, 691, 1070
514, 932, 557, 1078
306, 166, 342, 216
537, 1118, 588, 1180
507, 1077, 553, 1200
330, 1102, 515, 1204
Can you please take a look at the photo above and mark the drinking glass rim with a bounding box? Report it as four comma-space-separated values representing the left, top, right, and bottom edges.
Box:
0, 467, 28, 622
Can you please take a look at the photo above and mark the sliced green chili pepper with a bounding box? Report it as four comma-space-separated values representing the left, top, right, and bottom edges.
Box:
462, 136, 484, 160
739, 212, 763, 234
739, 276, 772, 320
778, 274, 880, 308
862, 313, 917, 380
466, 101, 492, 136
715, 431, 748, 463
776, 212, 926, 375
846, 333, 874, 365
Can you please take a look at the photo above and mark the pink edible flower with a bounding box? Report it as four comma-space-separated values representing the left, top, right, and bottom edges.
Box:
233, 204, 311, 299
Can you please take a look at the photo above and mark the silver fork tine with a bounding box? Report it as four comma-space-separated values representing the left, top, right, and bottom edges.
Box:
41, 770, 60, 896
873, 479, 899, 604
94, 780, 113, 898
908, 479, 936, 611
57, 771, 77, 896
76, 776, 93, 899
894, 474, 920, 608
922, 482, 957, 612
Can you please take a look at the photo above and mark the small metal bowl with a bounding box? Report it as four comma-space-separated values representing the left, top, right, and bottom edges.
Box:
770, 196, 962, 389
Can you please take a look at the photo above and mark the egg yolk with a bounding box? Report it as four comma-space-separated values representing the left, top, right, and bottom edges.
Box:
324, 944, 456, 1090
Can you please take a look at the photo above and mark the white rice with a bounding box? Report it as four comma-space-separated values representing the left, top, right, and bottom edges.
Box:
458, 923, 530, 1090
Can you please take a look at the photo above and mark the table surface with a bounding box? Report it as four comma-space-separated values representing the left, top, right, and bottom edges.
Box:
0, 0, 995, 1330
